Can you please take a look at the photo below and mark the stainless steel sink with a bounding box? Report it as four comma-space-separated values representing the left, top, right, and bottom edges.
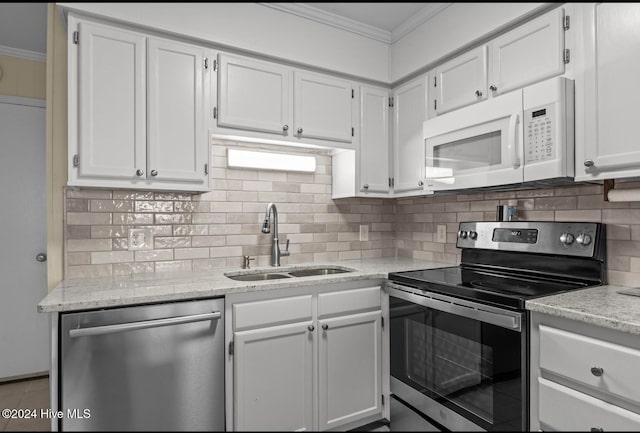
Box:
226, 273, 292, 281
287, 268, 351, 277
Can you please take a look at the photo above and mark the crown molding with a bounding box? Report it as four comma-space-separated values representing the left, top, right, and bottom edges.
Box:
0, 45, 46, 62
261, 3, 392, 43
391, 3, 452, 43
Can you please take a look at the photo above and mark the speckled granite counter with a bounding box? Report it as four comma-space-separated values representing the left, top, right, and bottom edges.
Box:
526, 285, 640, 335
38, 257, 447, 313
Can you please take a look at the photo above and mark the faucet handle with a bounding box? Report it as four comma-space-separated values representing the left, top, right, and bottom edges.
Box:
281, 239, 290, 257
242, 255, 255, 269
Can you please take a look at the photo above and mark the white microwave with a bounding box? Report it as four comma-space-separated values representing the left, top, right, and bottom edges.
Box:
423, 77, 574, 191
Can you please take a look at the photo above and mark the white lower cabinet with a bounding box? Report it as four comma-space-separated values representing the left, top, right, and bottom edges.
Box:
530, 312, 640, 431
227, 283, 386, 431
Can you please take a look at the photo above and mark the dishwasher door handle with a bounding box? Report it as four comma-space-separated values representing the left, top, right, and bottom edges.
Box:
69, 311, 222, 338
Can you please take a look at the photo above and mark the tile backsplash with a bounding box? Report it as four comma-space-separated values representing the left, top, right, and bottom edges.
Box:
64, 140, 640, 287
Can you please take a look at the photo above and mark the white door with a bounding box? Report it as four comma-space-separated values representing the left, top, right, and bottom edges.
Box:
294, 71, 353, 143
217, 53, 291, 135
359, 85, 390, 193
0, 98, 49, 379
318, 310, 382, 431
575, 3, 640, 181
76, 21, 146, 181
234, 322, 314, 431
393, 76, 426, 193
434, 45, 488, 114
489, 8, 565, 96
147, 37, 208, 185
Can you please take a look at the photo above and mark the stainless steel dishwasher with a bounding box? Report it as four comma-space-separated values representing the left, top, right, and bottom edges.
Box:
59, 297, 225, 431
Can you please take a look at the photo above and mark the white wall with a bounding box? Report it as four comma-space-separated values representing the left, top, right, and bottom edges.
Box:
390, 2, 548, 82
56, 2, 390, 83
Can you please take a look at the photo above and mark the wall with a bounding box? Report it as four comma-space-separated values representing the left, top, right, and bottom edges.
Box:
390, 2, 548, 82
56, 2, 390, 83
63, 140, 396, 279
396, 181, 640, 287
0, 54, 46, 99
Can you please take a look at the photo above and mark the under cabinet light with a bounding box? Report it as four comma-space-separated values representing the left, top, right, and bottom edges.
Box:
227, 149, 316, 172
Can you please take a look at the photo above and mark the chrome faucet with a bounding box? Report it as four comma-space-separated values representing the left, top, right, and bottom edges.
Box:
261, 203, 290, 266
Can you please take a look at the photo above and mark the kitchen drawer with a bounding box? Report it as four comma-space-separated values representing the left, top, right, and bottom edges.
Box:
539, 378, 640, 431
539, 324, 640, 404
233, 294, 312, 330
317, 286, 380, 317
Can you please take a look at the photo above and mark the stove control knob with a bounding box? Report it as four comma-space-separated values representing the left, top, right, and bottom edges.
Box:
577, 233, 592, 246
560, 232, 575, 245
469, 231, 478, 240
458, 230, 468, 239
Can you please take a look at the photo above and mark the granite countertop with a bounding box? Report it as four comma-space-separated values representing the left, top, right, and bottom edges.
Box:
526, 285, 640, 335
38, 257, 448, 313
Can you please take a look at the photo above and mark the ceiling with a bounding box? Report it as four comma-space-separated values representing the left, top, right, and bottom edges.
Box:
0, 2, 47, 55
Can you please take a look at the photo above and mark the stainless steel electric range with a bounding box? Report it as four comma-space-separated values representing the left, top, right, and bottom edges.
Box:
386, 221, 606, 431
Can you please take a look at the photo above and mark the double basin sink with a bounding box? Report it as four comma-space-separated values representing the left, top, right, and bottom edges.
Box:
225, 266, 354, 282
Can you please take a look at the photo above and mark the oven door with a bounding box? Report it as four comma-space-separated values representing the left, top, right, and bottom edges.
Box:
424, 89, 524, 191
387, 283, 527, 431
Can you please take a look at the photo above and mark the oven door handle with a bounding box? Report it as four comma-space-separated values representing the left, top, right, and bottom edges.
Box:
387, 285, 522, 331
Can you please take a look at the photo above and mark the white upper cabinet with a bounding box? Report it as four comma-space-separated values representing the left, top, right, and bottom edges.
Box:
68, 15, 211, 192
575, 3, 640, 181
359, 85, 390, 194
294, 71, 353, 143
488, 8, 565, 96
433, 46, 488, 115
393, 76, 427, 193
431, 7, 567, 116
217, 53, 291, 135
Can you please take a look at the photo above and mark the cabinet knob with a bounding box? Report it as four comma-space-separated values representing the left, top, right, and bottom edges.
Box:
475, 90, 483, 97
490, 85, 498, 92
321, 324, 328, 331
36, 253, 47, 263
308, 325, 315, 332
590, 366, 604, 377
584, 159, 595, 168
363, 184, 369, 189
297, 127, 303, 135
283, 124, 289, 131
136, 169, 144, 177
590, 428, 604, 432
418, 180, 424, 187
150, 170, 158, 177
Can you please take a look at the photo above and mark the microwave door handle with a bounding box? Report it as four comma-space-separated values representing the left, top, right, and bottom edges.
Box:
508, 113, 521, 169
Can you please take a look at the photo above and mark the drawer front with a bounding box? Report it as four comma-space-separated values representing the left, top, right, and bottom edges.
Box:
233, 294, 312, 330
317, 286, 381, 317
539, 378, 640, 431
539, 325, 640, 404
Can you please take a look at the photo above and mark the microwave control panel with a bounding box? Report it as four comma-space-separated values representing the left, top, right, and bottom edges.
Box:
524, 103, 556, 163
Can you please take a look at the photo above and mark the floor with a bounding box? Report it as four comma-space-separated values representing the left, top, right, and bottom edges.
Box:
0, 376, 50, 431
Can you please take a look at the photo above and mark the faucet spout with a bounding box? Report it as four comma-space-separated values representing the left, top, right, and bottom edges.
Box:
262, 203, 289, 266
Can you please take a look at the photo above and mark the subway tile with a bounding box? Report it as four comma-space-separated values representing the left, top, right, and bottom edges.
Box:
67, 212, 112, 225
66, 264, 112, 279
155, 260, 193, 273
135, 249, 173, 262
66, 199, 89, 212
66, 189, 112, 199
112, 191, 154, 200
156, 213, 193, 224
191, 236, 226, 247
175, 248, 210, 260
91, 251, 134, 264
154, 237, 191, 249
90, 200, 134, 212
173, 225, 208, 236
113, 213, 153, 225
114, 262, 154, 276
67, 225, 91, 239
67, 238, 112, 252
67, 252, 90, 266
154, 192, 192, 201
555, 210, 601, 222
603, 209, 640, 224
135, 201, 173, 213
534, 196, 577, 210
192, 258, 228, 271
209, 246, 243, 258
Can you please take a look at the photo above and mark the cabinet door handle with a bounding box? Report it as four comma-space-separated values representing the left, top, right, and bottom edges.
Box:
590, 428, 604, 432
308, 325, 315, 332
321, 324, 328, 331
490, 85, 498, 92
475, 90, 483, 97
283, 125, 289, 131
150, 170, 158, 177
136, 169, 144, 177
590, 367, 604, 377
297, 127, 303, 135
584, 159, 595, 168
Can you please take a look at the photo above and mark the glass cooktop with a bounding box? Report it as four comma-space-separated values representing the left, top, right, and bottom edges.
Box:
388, 266, 590, 310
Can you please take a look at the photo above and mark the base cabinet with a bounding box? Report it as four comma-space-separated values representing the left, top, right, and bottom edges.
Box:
227, 282, 387, 432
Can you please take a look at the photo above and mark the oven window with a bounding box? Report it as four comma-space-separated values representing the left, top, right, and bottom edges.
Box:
433, 131, 502, 171
390, 296, 524, 431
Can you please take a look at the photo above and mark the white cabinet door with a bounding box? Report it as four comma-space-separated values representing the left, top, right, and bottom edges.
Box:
359, 85, 390, 193
147, 38, 208, 185
393, 76, 426, 193
489, 8, 565, 96
433, 46, 487, 115
76, 21, 146, 181
234, 322, 314, 431
217, 53, 291, 135
576, 3, 640, 181
294, 71, 353, 142
318, 310, 382, 431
